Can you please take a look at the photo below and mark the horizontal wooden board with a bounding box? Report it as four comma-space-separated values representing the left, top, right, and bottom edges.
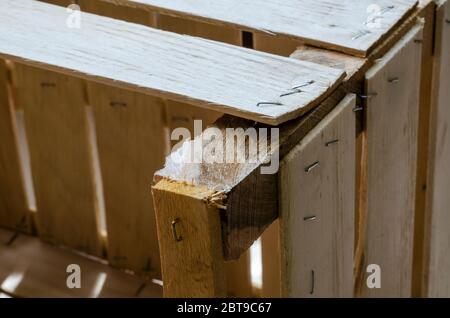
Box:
0, 0, 345, 125
106, 0, 418, 57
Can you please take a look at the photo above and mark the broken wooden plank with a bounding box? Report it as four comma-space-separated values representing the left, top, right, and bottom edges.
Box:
152, 180, 226, 297
0, 0, 345, 125
357, 24, 422, 297
13, 63, 103, 257
103, 0, 418, 57
280, 94, 355, 297
0, 228, 162, 298
0, 60, 30, 233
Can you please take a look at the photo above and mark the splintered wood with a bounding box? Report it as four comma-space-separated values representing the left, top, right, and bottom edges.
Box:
104, 0, 418, 57
0, 0, 345, 125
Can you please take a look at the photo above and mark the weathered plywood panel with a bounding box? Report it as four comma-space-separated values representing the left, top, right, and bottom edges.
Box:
423, 0, 450, 298
86, 82, 167, 276
0, 61, 29, 232
360, 25, 422, 297
280, 94, 355, 297
14, 63, 102, 257
0, 0, 345, 125
107, 0, 418, 57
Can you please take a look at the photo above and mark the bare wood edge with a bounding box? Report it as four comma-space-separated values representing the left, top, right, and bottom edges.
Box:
151, 179, 226, 297
100, 0, 418, 58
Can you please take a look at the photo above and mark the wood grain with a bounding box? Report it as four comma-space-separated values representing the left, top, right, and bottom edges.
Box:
280, 94, 355, 297
358, 25, 422, 297
152, 180, 226, 297
78, 0, 156, 26
103, 0, 418, 57
0, 228, 162, 298
421, 0, 450, 297
0, 60, 30, 233
157, 14, 241, 45
86, 82, 167, 276
0, 0, 345, 125
14, 63, 102, 257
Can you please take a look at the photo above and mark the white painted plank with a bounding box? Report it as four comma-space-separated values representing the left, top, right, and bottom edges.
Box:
106, 0, 418, 57
0, 0, 345, 125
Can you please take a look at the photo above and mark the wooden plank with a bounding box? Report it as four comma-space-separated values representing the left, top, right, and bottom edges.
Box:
0, 228, 162, 298
77, 0, 156, 26
13, 63, 102, 257
261, 220, 281, 297
152, 180, 226, 297
254, 35, 303, 57
86, 82, 167, 277
358, 25, 422, 297
420, 0, 450, 298
165, 101, 222, 148
411, 0, 437, 297
225, 251, 253, 297
0, 60, 30, 232
105, 0, 418, 57
0, 0, 345, 126
157, 14, 241, 45
280, 94, 355, 297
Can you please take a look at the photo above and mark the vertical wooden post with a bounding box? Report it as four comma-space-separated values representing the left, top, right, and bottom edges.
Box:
280, 94, 355, 297
420, 0, 450, 297
358, 25, 422, 297
0, 60, 30, 232
152, 180, 226, 297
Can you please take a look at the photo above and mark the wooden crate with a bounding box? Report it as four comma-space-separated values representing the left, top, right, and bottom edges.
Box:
0, 0, 449, 298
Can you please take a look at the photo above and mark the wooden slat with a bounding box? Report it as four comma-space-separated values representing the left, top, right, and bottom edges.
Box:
358, 25, 422, 297
105, 0, 418, 57
165, 101, 223, 148
0, 60, 30, 232
225, 251, 253, 298
152, 180, 226, 297
77, 0, 156, 26
0, 228, 162, 298
86, 82, 167, 276
157, 14, 241, 45
261, 220, 281, 297
411, 0, 437, 297
0, 0, 345, 126
421, 0, 450, 297
280, 94, 355, 297
13, 63, 102, 257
